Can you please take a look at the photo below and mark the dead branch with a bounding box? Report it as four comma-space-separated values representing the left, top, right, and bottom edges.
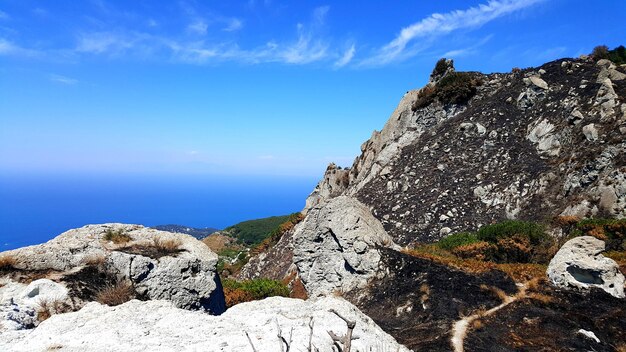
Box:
326, 309, 357, 352
308, 317, 315, 352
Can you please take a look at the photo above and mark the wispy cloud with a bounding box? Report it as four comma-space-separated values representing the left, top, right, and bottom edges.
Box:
75, 32, 137, 55
0, 10, 8, 20
223, 18, 243, 32
334, 44, 355, 68
0, 38, 39, 57
49, 74, 78, 85
363, 0, 543, 66
187, 19, 208, 35
442, 34, 493, 58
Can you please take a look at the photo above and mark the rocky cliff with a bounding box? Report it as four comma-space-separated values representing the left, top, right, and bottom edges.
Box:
308, 57, 625, 245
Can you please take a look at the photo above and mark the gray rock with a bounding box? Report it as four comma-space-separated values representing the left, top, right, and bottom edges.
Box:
2, 224, 225, 314
547, 236, 625, 298
528, 76, 548, 90
0, 298, 410, 352
294, 196, 397, 297
582, 123, 598, 141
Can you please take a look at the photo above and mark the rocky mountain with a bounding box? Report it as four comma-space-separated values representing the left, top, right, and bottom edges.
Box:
238, 54, 626, 350
151, 224, 218, 240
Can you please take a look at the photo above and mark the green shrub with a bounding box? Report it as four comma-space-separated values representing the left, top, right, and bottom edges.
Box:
222, 278, 289, 301
591, 45, 626, 65
432, 58, 449, 77
436, 72, 481, 105
476, 220, 547, 245
412, 71, 481, 110
437, 232, 479, 250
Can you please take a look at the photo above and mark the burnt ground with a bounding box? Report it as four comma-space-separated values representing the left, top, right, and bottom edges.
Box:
466, 287, 626, 352
61, 265, 121, 302
344, 248, 517, 351
344, 249, 626, 352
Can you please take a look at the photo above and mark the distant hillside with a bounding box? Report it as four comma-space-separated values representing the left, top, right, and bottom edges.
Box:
225, 215, 291, 245
151, 225, 218, 240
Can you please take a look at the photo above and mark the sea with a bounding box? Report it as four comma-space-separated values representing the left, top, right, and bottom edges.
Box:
0, 172, 317, 251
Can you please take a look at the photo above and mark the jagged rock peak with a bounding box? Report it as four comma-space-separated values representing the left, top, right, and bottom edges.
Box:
429, 57, 455, 84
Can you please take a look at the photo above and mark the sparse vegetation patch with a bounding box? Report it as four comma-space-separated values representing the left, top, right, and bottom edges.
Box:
223, 278, 290, 308
96, 281, 135, 306
103, 228, 132, 244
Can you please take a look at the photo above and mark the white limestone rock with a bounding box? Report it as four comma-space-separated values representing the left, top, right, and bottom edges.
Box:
0, 279, 69, 331
1, 224, 225, 314
0, 298, 410, 352
547, 236, 625, 298
294, 196, 397, 297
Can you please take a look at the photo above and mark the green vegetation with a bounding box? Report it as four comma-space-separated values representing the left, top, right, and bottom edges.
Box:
409, 218, 626, 283
476, 221, 547, 245
218, 212, 304, 277
225, 214, 291, 245
592, 45, 626, 65
432, 58, 449, 77
222, 278, 290, 307
436, 232, 478, 250
413, 71, 482, 110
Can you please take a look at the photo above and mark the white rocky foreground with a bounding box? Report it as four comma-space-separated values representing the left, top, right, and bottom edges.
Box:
0, 297, 410, 352
547, 236, 625, 298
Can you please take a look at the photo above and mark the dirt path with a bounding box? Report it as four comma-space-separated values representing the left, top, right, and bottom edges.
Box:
451, 283, 529, 352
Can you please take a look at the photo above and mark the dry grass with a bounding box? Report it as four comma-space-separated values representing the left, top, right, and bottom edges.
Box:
471, 319, 483, 330
404, 246, 547, 283
615, 343, 626, 352
153, 237, 182, 253
480, 284, 509, 302
37, 298, 73, 322
80, 253, 107, 266
104, 229, 132, 244
0, 254, 17, 270
420, 283, 430, 304
96, 281, 135, 306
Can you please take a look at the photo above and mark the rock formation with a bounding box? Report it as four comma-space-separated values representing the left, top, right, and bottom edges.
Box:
547, 236, 625, 298
0, 223, 226, 333
1, 297, 410, 352
305, 57, 625, 245
293, 196, 398, 297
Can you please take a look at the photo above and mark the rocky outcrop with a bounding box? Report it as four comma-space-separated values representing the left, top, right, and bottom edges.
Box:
293, 196, 397, 297
1, 224, 226, 318
547, 236, 625, 298
237, 226, 298, 282
302, 57, 625, 245
0, 297, 410, 352
304, 163, 350, 212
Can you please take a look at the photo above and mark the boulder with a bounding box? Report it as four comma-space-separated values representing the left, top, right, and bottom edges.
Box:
1, 224, 225, 314
547, 236, 625, 298
293, 196, 397, 297
0, 279, 70, 330
0, 297, 410, 352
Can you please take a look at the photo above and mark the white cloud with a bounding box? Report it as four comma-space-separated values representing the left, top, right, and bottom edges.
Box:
223, 18, 243, 32
187, 19, 208, 35
365, 0, 543, 65
0, 38, 39, 57
334, 44, 355, 68
49, 74, 78, 85
76, 32, 135, 54
442, 34, 493, 58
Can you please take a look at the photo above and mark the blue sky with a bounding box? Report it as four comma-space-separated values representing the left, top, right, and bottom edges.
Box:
0, 0, 624, 177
